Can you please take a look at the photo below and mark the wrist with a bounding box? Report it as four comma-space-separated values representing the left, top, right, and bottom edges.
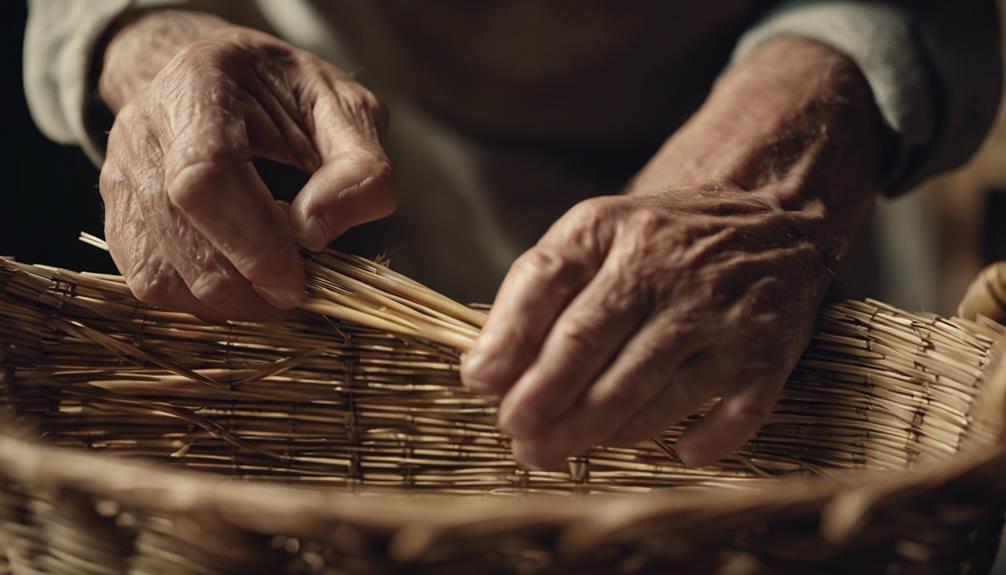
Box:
627, 37, 890, 260
98, 9, 235, 112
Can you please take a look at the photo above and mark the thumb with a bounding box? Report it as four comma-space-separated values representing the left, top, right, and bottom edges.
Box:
290, 140, 396, 252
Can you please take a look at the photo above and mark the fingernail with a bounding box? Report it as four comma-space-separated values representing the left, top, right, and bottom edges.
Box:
253, 284, 304, 309
300, 216, 329, 252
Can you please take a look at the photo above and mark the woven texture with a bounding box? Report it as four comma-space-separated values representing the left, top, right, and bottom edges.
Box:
1, 253, 1004, 574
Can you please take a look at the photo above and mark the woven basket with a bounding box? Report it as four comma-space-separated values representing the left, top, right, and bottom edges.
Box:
0, 253, 1004, 574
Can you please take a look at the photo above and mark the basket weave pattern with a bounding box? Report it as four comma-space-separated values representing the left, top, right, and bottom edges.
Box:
1, 255, 1004, 574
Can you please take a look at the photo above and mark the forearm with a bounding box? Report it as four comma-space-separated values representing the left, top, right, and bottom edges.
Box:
98, 9, 235, 112
626, 37, 887, 262
731, 1, 1002, 194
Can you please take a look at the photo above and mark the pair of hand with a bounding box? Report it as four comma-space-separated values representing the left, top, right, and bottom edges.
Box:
99, 11, 879, 469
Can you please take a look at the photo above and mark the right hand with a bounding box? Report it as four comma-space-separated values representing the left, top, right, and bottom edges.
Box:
98, 12, 395, 321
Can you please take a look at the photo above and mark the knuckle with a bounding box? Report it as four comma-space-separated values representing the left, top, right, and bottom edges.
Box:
544, 197, 627, 264
236, 238, 302, 282
125, 260, 174, 306
600, 267, 651, 314
630, 344, 667, 381
559, 200, 612, 252
114, 100, 140, 126
653, 315, 704, 348
598, 381, 648, 410
309, 150, 397, 221
553, 317, 603, 362
175, 38, 245, 71
355, 88, 385, 121
337, 85, 387, 139
165, 162, 214, 213
628, 207, 666, 236
187, 271, 239, 306
165, 175, 201, 214
569, 197, 616, 224
516, 247, 580, 287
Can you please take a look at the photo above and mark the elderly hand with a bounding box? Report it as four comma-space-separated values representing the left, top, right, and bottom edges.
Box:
462, 37, 886, 468
98, 10, 394, 321
463, 188, 833, 468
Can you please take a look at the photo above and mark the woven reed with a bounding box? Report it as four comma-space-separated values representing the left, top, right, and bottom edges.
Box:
0, 244, 1004, 574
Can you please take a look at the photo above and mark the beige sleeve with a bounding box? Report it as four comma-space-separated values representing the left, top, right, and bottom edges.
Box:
732, 1, 1003, 195
23, 0, 268, 165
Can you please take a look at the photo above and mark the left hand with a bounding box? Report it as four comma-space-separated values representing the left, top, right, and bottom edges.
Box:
460, 185, 831, 468
461, 36, 885, 469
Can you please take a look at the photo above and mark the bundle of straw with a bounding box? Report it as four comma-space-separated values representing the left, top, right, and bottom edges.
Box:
0, 243, 1004, 574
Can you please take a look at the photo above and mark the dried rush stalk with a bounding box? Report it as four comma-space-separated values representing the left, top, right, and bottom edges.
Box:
79, 232, 487, 351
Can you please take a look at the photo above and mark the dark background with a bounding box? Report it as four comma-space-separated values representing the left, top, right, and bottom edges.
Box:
4, 2, 114, 273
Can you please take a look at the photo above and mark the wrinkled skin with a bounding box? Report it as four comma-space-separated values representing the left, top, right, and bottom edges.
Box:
100, 14, 394, 321
460, 38, 883, 468
462, 187, 831, 468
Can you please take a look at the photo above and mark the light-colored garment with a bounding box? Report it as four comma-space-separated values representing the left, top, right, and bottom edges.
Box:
23, 0, 1004, 301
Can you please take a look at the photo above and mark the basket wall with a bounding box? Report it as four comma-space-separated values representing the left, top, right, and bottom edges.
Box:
0, 258, 1004, 573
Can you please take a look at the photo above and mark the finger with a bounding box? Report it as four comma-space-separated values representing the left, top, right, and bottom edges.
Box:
101, 155, 225, 323
106, 220, 226, 323
508, 320, 708, 469
290, 83, 396, 251
106, 82, 289, 322
674, 365, 786, 467
124, 258, 227, 323
606, 352, 740, 446
134, 103, 297, 319
152, 201, 285, 321
171, 247, 287, 322
167, 158, 305, 309
117, 151, 285, 321
496, 256, 649, 438
461, 245, 597, 396
290, 145, 396, 251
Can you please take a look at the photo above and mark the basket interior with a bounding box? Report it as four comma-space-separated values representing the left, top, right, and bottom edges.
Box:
1, 258, 1003, 496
